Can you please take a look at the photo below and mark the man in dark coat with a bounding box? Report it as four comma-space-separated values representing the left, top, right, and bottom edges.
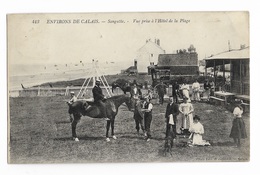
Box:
133, 98, 145, 135
92, 79, 110, 120
172, 81, 180, 103
157, 82, 165, 105
165, 96, 179, 139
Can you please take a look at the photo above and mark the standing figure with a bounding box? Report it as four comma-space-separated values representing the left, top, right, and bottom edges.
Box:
147, 89, 153, 100
188, 115, 210, 146
179, 97, 194, 135
165, 96, 179, 139
210, 80, 215, 96
171, 81, 180, 103
157, 82, 165, 105
181, 82, 191, 102
229, 104, 247, 148
133, 98, 145, 135
192, 80, 201, 102
204, 79, 211, 101
92, 79, 110, 120
130, 83, 142, 99
143, 97, 153, 141
67, 91, 78, 122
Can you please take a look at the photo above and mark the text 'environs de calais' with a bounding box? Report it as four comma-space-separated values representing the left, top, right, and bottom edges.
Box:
46, 19, 100, 24
46, 19, 126, 24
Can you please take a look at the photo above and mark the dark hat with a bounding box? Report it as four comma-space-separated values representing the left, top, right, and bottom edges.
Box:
193, 115, 200, 121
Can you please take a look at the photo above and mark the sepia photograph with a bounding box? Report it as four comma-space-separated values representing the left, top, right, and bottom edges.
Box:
7, 12, 250, 164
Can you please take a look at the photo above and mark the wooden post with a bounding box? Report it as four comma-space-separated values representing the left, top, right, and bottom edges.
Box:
240, 60, 242, 94
223, 60, 225, 85
37, 86, 40, 96
213, 60, 216, 84
230, 60, 232, 92
205, 61, 207, 77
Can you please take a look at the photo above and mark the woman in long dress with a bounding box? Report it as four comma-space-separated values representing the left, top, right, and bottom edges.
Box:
181, 82, 191, 102
188, 115, 210, 146
179, 96, 194, 135
229, 104, 247, 147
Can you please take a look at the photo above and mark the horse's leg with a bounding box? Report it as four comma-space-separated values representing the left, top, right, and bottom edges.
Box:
106, 120, 111, 142
71, 113, 81, 141
111, 119, 117, 140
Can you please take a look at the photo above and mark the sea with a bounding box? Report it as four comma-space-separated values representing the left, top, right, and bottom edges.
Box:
9, 61, 129, 91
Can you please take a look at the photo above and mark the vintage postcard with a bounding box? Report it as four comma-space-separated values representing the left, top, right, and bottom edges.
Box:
7, 12, 249, 163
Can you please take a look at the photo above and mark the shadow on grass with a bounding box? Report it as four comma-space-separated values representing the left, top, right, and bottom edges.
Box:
56, 121, 71, 125
210, 141, 234, 146
54, 136, 104, 141
119, 135, 148, 140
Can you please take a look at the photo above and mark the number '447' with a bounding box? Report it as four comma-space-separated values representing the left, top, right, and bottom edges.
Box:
32, 20, 40, 24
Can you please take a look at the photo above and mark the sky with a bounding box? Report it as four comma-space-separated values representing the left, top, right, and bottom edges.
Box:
8, 12, 249, 65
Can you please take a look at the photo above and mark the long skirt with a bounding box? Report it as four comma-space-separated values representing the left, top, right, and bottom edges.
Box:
183, 89, 191, 102
229, 118, 247, 139
181, 113, 193, 129
189, 133, 210, 146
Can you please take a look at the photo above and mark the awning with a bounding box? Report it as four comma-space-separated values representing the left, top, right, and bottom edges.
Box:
205, 47, 249, 68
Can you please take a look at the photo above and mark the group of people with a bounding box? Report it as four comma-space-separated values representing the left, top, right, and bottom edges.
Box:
131, 80, 209, 145
132, 79, 246, 147
171, 79, 215, 104
68, 78, 247, 147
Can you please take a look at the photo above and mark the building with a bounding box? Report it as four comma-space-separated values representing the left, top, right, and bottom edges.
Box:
205, 46, 249, 95
136, 39, 165, 73
121, 59, 138, 75
156, 52, 199, 75
147, 45, 199, 87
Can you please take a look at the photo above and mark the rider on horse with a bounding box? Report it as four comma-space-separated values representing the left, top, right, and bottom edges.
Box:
92, 78, 111, 120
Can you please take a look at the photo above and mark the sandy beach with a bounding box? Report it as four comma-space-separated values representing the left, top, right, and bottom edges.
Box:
9, 61, 129, 90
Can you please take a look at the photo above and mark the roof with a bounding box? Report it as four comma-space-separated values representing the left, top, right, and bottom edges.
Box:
157, 53, 198, 66
205, 47, 249, 68
205, 47, 249, 61
137, 40, 165, 53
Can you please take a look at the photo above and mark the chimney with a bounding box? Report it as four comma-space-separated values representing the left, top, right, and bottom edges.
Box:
240, 44, 246, 49
134, 59, 137, 68
157, 39, 160, 46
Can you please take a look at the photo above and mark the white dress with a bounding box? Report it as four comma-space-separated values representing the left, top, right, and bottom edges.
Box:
192, 82, 201, 101
189, 122, 210, 146
181, 84, 191, 102
179, 102, 194, 129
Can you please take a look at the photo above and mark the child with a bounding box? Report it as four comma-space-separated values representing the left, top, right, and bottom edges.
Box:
188, 115, 210, 146
229, 104, 247, 147
143, 97, 153, 142
133, 97, 145, 135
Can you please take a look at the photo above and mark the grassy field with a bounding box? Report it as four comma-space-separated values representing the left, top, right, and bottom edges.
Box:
9, 96, 250, 163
